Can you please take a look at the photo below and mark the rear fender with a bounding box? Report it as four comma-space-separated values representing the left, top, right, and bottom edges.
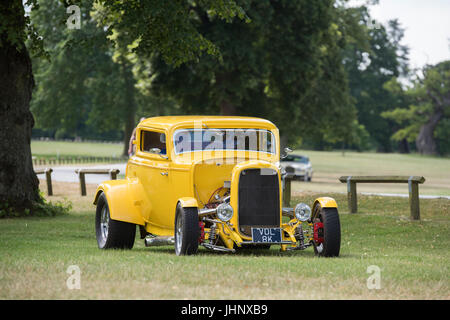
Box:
94, 179, 146, 226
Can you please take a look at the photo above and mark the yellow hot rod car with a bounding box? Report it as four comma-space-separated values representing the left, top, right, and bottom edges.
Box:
94, 116, 341, 256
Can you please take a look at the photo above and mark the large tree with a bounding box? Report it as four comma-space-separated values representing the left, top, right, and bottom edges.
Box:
382, 61, 450, 155
0, 0, 247, 213
415, 62, 450, 154
0, 0, 41, 212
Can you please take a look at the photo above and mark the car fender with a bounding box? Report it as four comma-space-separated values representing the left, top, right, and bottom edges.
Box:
94, 179, 146, 226
313, 197, 338, 210
177, 197, 199, 208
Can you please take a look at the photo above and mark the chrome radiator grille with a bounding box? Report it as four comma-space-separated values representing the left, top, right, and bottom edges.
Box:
237, 168, 280, 236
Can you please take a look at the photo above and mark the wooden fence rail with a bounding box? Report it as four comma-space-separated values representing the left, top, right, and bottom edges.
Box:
34, 168, 53, 196
33, 156, 128, 166
338, 175, 425, 220
75, 169, 120, 196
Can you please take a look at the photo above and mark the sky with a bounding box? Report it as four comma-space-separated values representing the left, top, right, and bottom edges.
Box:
350, 0, 450, 69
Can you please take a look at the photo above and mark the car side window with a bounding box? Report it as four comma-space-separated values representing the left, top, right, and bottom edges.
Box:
140, 130, 167, 155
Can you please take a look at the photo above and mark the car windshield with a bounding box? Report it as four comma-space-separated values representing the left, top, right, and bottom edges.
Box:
283, 155, 309, 163
173, 128, 275, 154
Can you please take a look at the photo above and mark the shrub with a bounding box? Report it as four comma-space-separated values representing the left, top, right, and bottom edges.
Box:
0, 191, 72, 218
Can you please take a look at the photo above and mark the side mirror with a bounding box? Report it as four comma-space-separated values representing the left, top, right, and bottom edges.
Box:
281, 147, 292, 159
149, 147, 161, 154
149, 147, 169, 159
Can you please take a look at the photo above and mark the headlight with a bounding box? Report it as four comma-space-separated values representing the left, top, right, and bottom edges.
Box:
217, 203, 234, 222
294, 203, 311, 221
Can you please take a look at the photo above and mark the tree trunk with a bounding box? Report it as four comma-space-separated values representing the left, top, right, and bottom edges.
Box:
216, 72, 237, 116
398, 138, 410, 154
121, 62, 136, 157
415, 108, 443, 155
0, 35, 40, 211
220, 100, 236, 116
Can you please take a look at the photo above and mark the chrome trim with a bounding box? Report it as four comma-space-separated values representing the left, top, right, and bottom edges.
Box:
198, 208, 216, 218
282, 207, 294, 218
145, 236, 175, 247
285, 242, 312, 251
100, 206, 109, 241
240, 241, 295, 245
197, 197, 230, 218
202, 217, 222, 224
202, 243, 235, 253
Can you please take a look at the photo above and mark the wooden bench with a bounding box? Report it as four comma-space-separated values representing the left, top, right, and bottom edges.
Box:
35, 168, 53, 196
339, 176, 426, 220
75, 169, 120, 196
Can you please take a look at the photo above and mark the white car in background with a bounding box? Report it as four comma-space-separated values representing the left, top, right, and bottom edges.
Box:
281, 154, 313, 181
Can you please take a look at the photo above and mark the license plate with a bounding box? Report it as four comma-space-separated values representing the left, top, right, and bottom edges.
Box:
251, 228, 282, 243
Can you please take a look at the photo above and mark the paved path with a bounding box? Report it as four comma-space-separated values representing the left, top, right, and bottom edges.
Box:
36, 163, 127, 184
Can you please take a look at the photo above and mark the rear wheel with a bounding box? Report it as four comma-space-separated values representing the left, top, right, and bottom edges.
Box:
95, 193, 136, 249
311, 205, 340, 257
174, 204, 199, 256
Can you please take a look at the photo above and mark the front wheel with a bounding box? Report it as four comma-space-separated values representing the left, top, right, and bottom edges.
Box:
311, 205, 341, 257
174, 204, 199, 256
95, 193, 136, 249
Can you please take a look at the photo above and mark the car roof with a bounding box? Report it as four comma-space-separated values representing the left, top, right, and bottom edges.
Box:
138, 116, 277, 131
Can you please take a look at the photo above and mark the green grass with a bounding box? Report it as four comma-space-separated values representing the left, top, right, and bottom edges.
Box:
31, 140, 123, 158
0, 193, 448, 299
10, 144, 448, 299
292, 149, 450, 196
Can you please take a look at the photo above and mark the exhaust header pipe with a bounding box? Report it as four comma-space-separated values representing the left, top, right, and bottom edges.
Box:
198, 196, 231, 218
145, 236, 175, 247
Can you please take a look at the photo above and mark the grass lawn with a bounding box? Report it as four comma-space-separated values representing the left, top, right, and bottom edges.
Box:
31, 140, 123, 158
0, 181, 448, 299
291, 150, 450, 196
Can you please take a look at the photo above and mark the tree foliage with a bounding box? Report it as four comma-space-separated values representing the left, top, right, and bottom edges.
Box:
30, 0, 125, 141
343, 8, 411, 152
382, 61, 450, 155
94, 0, 249, 66
147, 0, 363, 147
13, 0, 444, 162
31, 0, 251, 154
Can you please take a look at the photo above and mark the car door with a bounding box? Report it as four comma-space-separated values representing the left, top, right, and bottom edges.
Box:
133, 128, 173, 233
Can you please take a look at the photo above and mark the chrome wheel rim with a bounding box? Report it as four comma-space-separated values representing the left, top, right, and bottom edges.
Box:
100, 206, 109, 241
315, 243, 323, 254
175, 214, 182, 254
312, 211, 324, 255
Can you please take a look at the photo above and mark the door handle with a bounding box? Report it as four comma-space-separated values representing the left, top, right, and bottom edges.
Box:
160, 172, 168, 176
